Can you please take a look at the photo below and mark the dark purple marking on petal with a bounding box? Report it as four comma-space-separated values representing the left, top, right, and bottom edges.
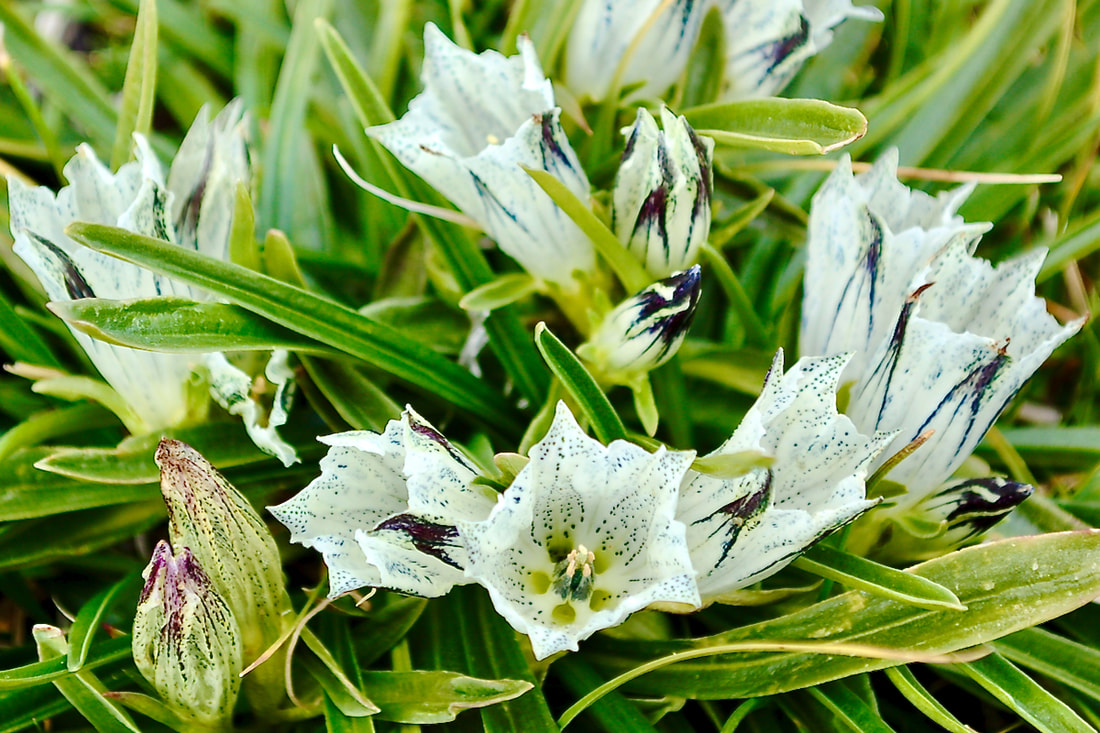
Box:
373, 513, 464, 569
933, 476, 1033, 539
175, 140, 214, 249
695, 469, 771, 566
29, 232, 96, 299
864, 282, 934, 425
538, 113, 578, 174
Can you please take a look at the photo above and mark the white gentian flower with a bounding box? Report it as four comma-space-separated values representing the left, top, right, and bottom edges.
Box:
7, 102, 297, 465
717, 0, 884, 99
801, 152, 1083, 551
677, 350, 891, 604
578, 265, 702, 384
269, 407, 496, 599
564, 0, 708, 102
366, 24, 594, 291
459, 402, 700, 659
613, 108, 713, 278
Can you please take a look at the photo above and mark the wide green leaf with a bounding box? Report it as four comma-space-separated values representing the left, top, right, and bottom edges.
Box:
683, 98, 868, 155
51, 297, 329, 353
361, 670, 532, 724
582, 530, 1100, 700
65, 222, 525, 434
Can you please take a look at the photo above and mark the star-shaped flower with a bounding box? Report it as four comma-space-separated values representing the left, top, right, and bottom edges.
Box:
459, 402, 700, 659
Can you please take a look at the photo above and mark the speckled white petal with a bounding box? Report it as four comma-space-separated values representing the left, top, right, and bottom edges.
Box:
679, 350, 889, 603
366, 26, 593, 289
801, 153, 988, 379
461, 402, 699, 659
564, 0, 707, 102
356, 520, 469, 598
718, 0, 883, 99
401, 407, 496, 523
205, 351, 298, 467
268, 420, 408, 597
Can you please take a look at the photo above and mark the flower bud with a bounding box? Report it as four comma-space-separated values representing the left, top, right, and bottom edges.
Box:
578, 266, 701, 383
876, 476, 1033, 562
613, 108, 713, 278
133, 541, 242, 728
155, 439, 291, 711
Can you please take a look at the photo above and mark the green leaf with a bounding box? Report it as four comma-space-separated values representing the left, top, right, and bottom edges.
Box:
33, 626, 141, 733
30, 376, 145, 435
65, 222, 525, 434
33, 421, 274, 485
794, 544, 966, 611
680, 5, 726, 109
303, 628, 381, 715
957, 652, 1096, 733
523, 167, 649, 292
535, 323, 627, 443
355, 597, 429, 667
67, 575, 139, 671
0, 636, 131, 691
883, 666, 977, 733
360, 670, 532, 724
683, 98, 868, 155
0, 403, 117, 463
459, 273, 539, 312
581, 530, 1100, 701
0, 288, 59, 368
691, 450, 773, 479
110, 0, 158, 170
51, 297, 329, 353
996, 628, 1100, 704
299, 356, 401, 432
553, 655, 659, 733
805, 680, 896, 733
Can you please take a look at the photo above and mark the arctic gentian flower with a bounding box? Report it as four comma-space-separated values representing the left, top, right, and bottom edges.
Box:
564, 0, 707, 102
613, 108, 713, 278
677, 350, 891, 604
801, 152, 1083, 554
269, 407, 496, 599
7, 102, 297, 464
578, 265, 702, 384
716, 0, 884, 99
460, 402, 700, 659
366, 24, 594, 291
132, 541, 242, 729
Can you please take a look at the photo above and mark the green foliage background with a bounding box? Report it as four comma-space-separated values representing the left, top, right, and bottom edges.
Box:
1, 0, 1099, 731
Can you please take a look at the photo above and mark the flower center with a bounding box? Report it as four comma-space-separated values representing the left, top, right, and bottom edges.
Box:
551, 544, 596, 602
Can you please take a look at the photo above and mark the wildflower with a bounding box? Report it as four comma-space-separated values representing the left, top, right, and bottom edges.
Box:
132, 541, 242, 729
7, 102, 297, 464
716, 0, 884, 99
578, 265, 702, 384
613, 108, 713, 278
459, 402, 700, 659
366, 24, 594, 291
801, 152, 1083, 554
564, 0, 707, 102
677, 350, 891, 603
269, 407, 496, 599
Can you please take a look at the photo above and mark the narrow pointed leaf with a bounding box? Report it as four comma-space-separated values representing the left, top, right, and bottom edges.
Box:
535, 323, 626, 443
884, 666, 977, 733
110, 0, 158, 170
67, 576, 139, 671
684, 99, 867, 155
359, 670, 532, 724
957, 653, 1096, 733
794, 544, 966, 611
0, 637, 131, 690
65, 222, 524, 434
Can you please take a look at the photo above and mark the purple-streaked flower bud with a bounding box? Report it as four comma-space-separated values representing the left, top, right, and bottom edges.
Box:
579, 266, 702, 383
613, 108, 713, 278
876, 477, 1034, 562
132, 541, 242, 728
156, 439, 291, 711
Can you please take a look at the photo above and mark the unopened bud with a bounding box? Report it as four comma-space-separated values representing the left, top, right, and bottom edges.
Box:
613, 108, 713, 278
133, 541, 242, 728
579, 266, 702, 383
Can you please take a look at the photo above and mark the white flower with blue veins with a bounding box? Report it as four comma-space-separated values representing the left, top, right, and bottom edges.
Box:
366, 24, 594, 292
269, 407, 496, 599
716, 0, 883, 99
459, 402, 700, 659
7, 101, 297, 465
801, 151, 1083, 554
677, 349, 892, 604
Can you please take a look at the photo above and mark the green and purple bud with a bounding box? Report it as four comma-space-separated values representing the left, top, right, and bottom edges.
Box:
133, 541, 242, 728
613, 108, 713, 278
156, 438, 292, 713
579, 266, 701, 383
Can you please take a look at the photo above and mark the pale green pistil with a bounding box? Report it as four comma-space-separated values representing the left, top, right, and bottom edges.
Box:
551, 545, 596, 602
